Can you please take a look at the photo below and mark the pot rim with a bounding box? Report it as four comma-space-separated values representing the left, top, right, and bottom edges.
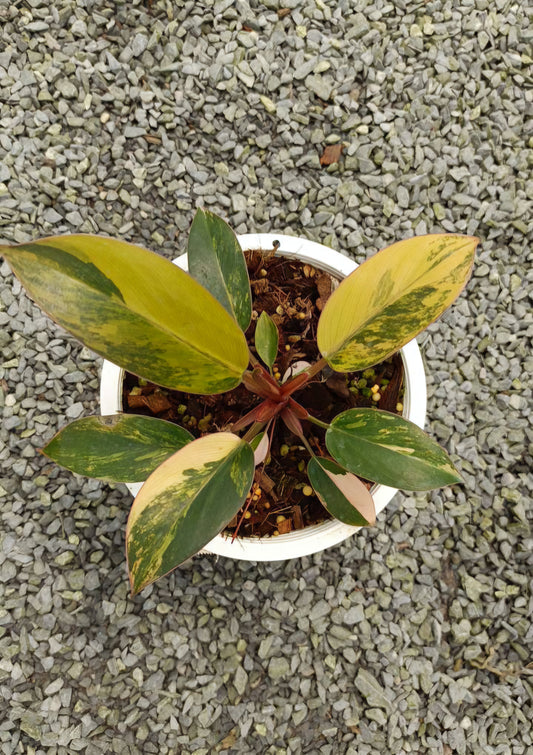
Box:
100, 233, 427, 561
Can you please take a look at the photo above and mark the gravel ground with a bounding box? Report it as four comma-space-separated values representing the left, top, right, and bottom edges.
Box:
1, 1, 532, 753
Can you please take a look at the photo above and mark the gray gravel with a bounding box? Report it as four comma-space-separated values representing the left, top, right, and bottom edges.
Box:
1, 0, 532, 753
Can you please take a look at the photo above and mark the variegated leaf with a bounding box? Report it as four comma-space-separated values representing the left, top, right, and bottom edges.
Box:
41, 414, 193, 482
307, 457, 375, 526
188, 208, 252, 331
0, 235, 249, 393
250, 431, 270, 466
317, 235, 478, 371
326, 408, 462, 490
254, 311, 279, 370
126, 433, 254, 594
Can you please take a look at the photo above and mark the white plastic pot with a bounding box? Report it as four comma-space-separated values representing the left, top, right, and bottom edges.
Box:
100, 234, 427, 561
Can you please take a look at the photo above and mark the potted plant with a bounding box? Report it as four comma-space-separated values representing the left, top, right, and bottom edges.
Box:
0, 211, 478, 595
99, 233, 428, 563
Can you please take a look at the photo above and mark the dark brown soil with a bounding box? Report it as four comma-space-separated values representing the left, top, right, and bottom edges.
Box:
122, 249, 404, 539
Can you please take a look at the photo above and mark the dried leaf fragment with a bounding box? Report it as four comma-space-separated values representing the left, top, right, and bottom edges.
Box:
315, 272, 332, 310
143, 134, 162, 145
217, 727, 239, 751
320, 144, 343, 166
126, 391, 171, 414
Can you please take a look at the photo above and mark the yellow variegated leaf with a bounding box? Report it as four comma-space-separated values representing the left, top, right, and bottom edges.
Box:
0, 235, 249, 393
317, 235, 478, 371
126, 432, 254, 594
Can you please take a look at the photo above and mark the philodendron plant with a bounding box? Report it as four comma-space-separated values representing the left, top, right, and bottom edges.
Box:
0, 211, 478, 594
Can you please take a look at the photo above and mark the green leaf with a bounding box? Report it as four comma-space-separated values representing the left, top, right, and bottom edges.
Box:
254, 311, 279, 370
188, 208, 252, 331
307, 457, 375, 526
0, 235, 249, 393
317, 235, 478, 371
126, 432, 254, 594
41, 414, 193, 482
326, 408, 462, 491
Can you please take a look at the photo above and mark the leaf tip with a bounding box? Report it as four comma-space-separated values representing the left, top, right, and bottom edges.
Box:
449, 468, 464, 485
129, 582, 141, 598
464, 235, 481, 255
127, 557, 142, 597
193, 206, 207, 221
